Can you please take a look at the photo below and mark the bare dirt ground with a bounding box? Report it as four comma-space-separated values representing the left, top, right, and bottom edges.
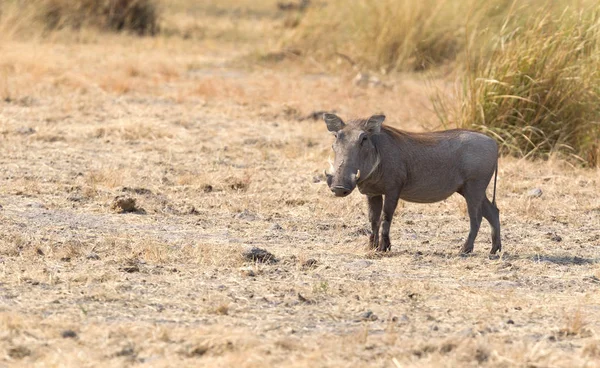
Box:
1, 3, 600, 367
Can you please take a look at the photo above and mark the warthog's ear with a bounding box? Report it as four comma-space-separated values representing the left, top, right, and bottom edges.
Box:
365, 115, 385, 135
323, 113, 345, 133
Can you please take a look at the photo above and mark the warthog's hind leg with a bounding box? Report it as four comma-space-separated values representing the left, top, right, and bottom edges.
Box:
458, 181, 486, 254
367, 195, 383, 249
482, 197, 502, 254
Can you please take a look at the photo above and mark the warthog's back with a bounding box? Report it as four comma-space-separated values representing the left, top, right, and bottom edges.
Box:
381, 128, 498, 203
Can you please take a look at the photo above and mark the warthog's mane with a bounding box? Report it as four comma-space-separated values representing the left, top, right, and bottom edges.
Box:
350, 118, 465, 146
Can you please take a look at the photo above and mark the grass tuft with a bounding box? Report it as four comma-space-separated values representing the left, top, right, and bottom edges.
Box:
0, 0, 159, 36
437, 6, 600, 167
288, 0, 479, 72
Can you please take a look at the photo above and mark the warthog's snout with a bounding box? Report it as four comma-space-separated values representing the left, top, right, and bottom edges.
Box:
327, 170, 360, 197
331, 185, 353, 197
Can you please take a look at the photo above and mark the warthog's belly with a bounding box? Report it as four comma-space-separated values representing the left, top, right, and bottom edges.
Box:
399, 180, 462, 204
400, 191, 457, 204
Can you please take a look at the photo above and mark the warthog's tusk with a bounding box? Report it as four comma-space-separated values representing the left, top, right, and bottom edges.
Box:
356, 170, 361, 180
323, 169, 331, 177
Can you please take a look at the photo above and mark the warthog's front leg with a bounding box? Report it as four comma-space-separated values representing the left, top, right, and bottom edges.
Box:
378, 193, 400, 252
367, 195, 383, 249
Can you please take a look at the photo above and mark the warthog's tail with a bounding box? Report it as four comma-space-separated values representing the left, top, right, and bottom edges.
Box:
492, 160, 498, 206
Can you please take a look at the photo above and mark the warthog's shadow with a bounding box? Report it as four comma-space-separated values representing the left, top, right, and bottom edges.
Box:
370, 251, 599, 265
487, 252, 598, 265
528, 254, 598, 265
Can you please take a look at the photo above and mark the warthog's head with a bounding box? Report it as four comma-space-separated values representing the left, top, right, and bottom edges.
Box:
323, 113, 384, 197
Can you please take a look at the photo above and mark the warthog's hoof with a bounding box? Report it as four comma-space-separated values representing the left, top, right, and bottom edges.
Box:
459, 246, 473, 255
490, 245, 502, 254
375, 235, 391, 252
377, 241, 391, 252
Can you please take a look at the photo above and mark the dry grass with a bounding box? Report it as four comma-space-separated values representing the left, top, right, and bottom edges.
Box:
438, 6, 600, 167
293, 1, 600, 167
289, 1, 599, 71
289, 0, 478, 72
0, 1, 599, 367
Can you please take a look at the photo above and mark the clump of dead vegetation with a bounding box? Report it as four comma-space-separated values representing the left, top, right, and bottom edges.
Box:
288, 0, 476, 72
0, 0, 158, 36
288, 0, 597, 72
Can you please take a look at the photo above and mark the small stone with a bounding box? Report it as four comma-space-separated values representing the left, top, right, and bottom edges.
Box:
119, 265, 140, 273
67, 193, 84, 202
8, 346, 31, 359
185, 205, 199, 215
507, 319, 515, 325
61, 330, 77, 338
236, 210, 258, 221
546, 232, 562, 242
242, 247, 277, 264
121, 187, 152, 195
527, 188, 543, 198
297, 293, 315, 304
270, 223, 283, 231
115, 346, 136, 357
188, 346, 208, 357
239, 266, 256, 277
86, 252, 100, 260
111, 196, 137, 213
16, 127, 36, 135
301, 258, 318, 269
357, 310, 378, 321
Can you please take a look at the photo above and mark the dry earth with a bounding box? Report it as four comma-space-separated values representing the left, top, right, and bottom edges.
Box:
1, 4, 600, 367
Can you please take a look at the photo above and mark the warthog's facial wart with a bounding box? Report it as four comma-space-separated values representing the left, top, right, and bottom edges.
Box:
323, 113, 384, 197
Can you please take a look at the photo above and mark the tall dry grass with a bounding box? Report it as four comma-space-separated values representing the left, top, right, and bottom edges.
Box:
288, 0, 481, 72
439, 6, 600, 167
289, 0, 597, 72
289, 0, 600, 166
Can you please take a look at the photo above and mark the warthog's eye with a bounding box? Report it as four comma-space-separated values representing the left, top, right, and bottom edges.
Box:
360, 134, 368, 145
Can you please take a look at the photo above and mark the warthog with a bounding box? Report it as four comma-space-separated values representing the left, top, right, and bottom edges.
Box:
323, 113, 501, 254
